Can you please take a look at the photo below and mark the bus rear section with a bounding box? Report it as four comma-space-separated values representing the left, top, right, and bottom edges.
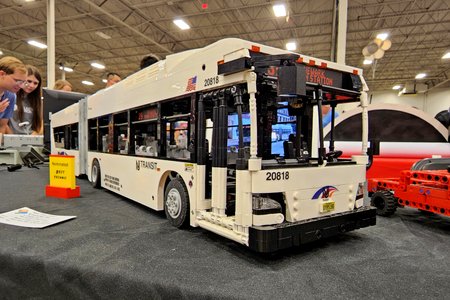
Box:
50, 99, 87, 176
194, 53, 376, 252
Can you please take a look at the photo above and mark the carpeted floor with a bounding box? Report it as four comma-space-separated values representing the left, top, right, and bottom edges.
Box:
0, 165, 449, 299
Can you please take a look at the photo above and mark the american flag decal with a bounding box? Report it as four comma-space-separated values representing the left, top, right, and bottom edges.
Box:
185, 75, 197, 91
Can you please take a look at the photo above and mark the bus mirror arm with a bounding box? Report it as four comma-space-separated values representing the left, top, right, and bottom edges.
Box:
366, 140, 379, 170
316, 87, 326, 165
366, 147, 374, 170
231, 85, 243, 106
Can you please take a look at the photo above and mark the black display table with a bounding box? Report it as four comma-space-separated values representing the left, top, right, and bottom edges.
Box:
1, 165, 449, 299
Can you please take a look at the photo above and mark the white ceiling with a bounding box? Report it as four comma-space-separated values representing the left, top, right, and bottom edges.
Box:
1, 0, 449, 94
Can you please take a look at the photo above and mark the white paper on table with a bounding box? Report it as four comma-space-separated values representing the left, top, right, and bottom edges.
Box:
0, 207, 76, 228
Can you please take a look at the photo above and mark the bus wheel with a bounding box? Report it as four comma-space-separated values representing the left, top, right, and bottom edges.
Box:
91, 159, 101, 188
164, 178, 189, 228
370, 190, 396, 216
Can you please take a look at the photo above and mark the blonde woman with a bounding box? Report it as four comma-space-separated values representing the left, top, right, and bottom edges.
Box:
53, 79, 72, 92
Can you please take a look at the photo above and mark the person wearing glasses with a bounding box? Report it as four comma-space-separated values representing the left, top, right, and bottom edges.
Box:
0, 56, 27, 134
9, 65, 43, 135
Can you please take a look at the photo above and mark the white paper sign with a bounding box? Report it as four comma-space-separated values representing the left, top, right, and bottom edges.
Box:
0, 207, 76, 228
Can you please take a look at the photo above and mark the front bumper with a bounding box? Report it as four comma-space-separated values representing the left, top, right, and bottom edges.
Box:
248, 206, 377, 253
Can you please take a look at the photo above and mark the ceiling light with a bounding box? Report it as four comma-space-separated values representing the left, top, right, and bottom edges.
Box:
442, 52, 450, 59
82, 80, 94, 86
95, 31, 111, 40
376, 33, 389, 41
28, 40, 47, 49
25, 0, 35, 2
286, 42, 296, 51
273, 4, 287, 17
91, 62, 105, 69
363, 59, 373, 65
392, 85, 401, 90
59, 66, 73, 72
0, 50, 3, 56
102, 79, 107, 83
173, 19, 190, 30
415, 73, 426, 79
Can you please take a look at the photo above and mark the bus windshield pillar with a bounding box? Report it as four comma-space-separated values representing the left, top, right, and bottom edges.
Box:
211, 92, 219, 167
197, 94, 207, 165
246, 73, 258, 160
231, 85, 247, 170
217, 90, 227, 168
211, 90, 227, 168
329, 103, 336, 152
315, 87, 325, 165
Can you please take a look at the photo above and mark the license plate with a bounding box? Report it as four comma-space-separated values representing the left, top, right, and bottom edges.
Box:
321, 201, 335, 213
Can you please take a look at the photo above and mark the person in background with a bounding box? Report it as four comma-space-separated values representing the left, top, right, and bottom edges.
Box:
140, 54, 159, 70
0, 56, 27, 134
105, 72, 121, 88
53, 79, 72, 92
9, 65, 43, 135
322, 105, 339, 127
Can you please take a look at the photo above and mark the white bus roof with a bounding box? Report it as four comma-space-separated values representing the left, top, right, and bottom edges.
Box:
87, 38, 363, 119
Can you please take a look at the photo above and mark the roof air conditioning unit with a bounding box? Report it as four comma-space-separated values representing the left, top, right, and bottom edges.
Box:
398, 83, 427, 96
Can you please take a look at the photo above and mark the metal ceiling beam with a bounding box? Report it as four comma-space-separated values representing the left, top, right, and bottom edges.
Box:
117, 0, 189, 51
353, 8, 450, 22
0, 45, 101, 85
47, 0, 56, 89
80, 0, 173, 54
0, 13, 91, 31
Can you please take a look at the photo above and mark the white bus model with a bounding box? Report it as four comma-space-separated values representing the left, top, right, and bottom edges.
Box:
51, 38, 376, 252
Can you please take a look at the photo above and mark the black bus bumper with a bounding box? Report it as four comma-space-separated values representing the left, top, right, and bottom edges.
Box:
248, 206, 377, 253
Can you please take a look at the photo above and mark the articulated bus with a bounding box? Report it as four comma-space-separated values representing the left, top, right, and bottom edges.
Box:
51, 38, 376, 252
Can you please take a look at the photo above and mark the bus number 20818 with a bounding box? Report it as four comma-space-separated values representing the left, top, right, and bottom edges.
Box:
266, 171, 289, 181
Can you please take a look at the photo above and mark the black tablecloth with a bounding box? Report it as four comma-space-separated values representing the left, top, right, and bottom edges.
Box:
1, 165, 449, 299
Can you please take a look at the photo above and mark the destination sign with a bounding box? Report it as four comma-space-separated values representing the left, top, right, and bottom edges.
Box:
304, 66, 343, 88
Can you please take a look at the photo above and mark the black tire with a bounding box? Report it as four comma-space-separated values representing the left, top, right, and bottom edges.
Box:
91, 159, 101, 188
164, 178, 190, 228
370, 190, 397, 216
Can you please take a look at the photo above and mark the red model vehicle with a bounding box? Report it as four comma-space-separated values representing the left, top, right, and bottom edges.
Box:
368, 158, 450, 216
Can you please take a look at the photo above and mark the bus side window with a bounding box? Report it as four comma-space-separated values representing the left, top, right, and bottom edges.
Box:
133, 121, 158, 157
135, 135, 158, 157
70, 123, 78, 150
165, 120, 190, 160
131, 105, 159, 157
88, 119, 98, 151
113, 111, 128, 154
53, 126, 65, 149
98, 115, 111, 153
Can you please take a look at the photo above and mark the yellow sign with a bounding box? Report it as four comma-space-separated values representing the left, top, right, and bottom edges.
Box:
49, 155, 76, 189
